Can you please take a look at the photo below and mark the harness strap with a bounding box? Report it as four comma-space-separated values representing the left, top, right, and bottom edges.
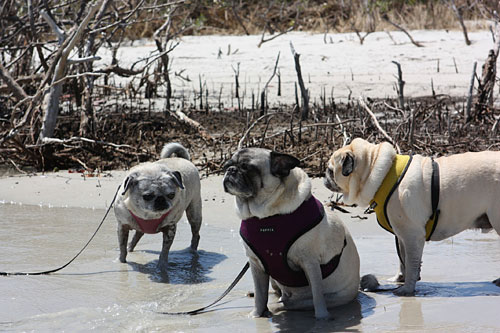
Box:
426, 158, 440, 241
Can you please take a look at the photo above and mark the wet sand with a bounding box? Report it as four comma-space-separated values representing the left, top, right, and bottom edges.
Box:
1, 172, 499, 332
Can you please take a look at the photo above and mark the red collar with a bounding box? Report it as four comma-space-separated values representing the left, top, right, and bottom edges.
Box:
128, 210, 170, 234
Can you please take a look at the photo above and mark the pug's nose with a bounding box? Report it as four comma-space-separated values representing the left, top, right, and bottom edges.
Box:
154, 196, 168, 210
227, 166, 237, 175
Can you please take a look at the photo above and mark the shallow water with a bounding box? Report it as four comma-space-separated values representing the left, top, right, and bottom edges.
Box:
1, 200, 499, 332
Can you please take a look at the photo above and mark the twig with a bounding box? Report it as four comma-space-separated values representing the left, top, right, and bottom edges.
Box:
359, 96, 400, 153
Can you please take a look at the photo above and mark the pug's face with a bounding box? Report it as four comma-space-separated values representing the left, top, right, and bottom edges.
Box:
122, 163, 184, 216
324, 149, 355, 195
223, 148, 300, 199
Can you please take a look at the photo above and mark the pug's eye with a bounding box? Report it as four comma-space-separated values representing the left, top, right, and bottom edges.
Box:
143, 194, 154, 201
222, 160, 233, 171
240, 163, 248, 171
167, 193, 175, 200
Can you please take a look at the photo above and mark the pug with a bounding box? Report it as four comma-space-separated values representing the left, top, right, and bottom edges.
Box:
324, 138, 500, 296
223, 148, 361, 319
113, 143, 202, 272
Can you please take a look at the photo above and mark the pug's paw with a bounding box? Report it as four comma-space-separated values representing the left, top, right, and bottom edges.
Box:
250, 308, 272, 318
393, 285, 415, 296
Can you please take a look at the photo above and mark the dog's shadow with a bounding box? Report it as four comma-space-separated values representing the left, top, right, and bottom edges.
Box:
127, 248, 227, 284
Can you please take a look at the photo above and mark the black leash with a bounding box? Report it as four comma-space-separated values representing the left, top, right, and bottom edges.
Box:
0, 184, 121, 276
159, 262, 250, 316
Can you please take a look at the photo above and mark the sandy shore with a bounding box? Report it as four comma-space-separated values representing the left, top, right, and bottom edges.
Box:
1, 28, 499, 332
0, 171, 499, 331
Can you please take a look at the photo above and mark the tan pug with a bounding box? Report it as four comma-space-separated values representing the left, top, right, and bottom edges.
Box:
223, 148, 361, 319
114, 143, 202, 272
324, 138, 500, 296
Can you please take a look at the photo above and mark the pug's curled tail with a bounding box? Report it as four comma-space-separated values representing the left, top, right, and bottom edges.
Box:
161, 142, 191, 160
360, 274, 381, 292
360, 274, 397, 292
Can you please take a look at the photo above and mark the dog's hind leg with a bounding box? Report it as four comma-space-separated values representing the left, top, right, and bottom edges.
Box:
393, 233, 425, 296
128, 231, 144, 252
158, 223, 177, 272
486, 209, 500, 287
186, 194, 202, 252
118, 224, 130, 263
388, 237, 406, 283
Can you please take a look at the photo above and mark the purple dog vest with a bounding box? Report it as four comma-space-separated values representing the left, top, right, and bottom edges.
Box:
240, 195, 347, 288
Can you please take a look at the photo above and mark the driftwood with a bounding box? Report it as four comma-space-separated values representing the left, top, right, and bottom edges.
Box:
382, 14, 423, 47
171, 110, 213, 142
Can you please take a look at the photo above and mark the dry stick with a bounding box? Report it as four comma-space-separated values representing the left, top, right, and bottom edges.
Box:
238, 113, 277, 150
265, 119, 356, 141
257, 7, 299, 48
382, 14, 423, 47
335, 114, 350, 146
465, 61, 477, 123
260, 52, 280, 116
290, 42, 309, 120
449, 0, 471, 46
0, 63, 28, 102
359, 97, 401, 153
392, 61, 405, 110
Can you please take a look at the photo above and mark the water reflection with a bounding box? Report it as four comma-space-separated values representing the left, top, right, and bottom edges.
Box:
270, 292, 375, 332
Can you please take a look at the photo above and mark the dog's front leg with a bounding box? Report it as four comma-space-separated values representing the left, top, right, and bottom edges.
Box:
249, 263, 272, 318
393, 235, 425, 296
158, 223, 177, 272
117, 224, 130, 263
302, 261, 330, 319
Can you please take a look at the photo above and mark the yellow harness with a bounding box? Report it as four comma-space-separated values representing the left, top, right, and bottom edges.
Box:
369, 154, 439, 241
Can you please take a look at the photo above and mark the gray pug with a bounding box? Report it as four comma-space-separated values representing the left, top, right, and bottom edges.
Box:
114, 143, 202, 272
223, 148, 361, 319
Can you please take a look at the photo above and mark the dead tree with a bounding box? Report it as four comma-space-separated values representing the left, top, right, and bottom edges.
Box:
290, 42, 309, 120
470, 23, 500, 121
39, 2, 102, 142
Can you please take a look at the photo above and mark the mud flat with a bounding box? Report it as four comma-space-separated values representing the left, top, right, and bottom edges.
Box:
99, 30, 494, 107
0, 172, 499, 331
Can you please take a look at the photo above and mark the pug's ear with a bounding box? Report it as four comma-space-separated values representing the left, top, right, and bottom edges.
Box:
270, 151, 301, 178
341, 152, 355, 177
171, 171, 184, 189
122, 172, 138, 195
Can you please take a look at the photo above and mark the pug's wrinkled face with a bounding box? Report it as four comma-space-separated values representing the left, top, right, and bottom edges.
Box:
123, 164, 184, 216
223, 148, 300, 199
324, 149, 355, 194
